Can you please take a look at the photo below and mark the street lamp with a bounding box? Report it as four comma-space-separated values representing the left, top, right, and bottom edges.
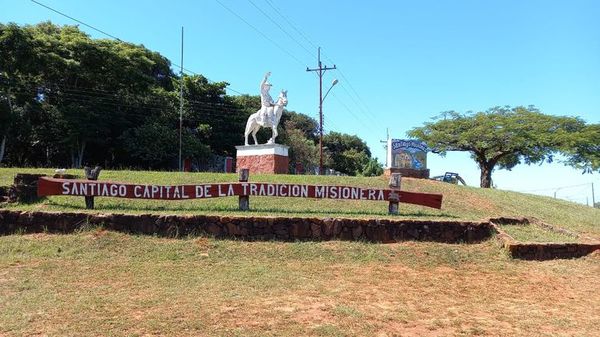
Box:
318, 78, 338, 175
323, 79, 338, 102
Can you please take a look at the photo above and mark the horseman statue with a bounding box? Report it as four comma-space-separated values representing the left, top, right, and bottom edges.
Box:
244, 72, 288, 146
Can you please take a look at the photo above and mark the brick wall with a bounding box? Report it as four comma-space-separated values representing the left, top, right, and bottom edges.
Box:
236, 154, 288, 174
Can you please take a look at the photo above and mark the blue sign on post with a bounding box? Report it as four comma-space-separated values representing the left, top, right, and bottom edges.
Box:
386, 139, 429, 170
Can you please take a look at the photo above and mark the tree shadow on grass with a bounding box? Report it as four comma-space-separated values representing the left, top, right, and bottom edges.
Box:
42, 199, 459, 219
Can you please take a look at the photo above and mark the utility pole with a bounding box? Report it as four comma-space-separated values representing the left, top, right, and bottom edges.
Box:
179, 27, 184, 172
307, 47, 336, 175
592, 182, 596, 207
380, 128, 390, 167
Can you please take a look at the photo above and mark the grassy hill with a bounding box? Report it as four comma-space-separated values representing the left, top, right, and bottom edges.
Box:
1, 167, 599, 336
1, 168, 599, 237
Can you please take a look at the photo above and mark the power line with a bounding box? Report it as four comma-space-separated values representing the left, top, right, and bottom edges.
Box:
249, 2, 385, 138
28, 0, 379, 137
262, 0, 319, 51
246, 0, 315, 60
518, 183, 592, 193
9, 86, 248, 120
257, 2, 386, 132
331, 95, 379, 136
11, 81, 244, 111
321, 53, 382, 127
215, 0, 307, 67
30, 0, 122, 41
28, 0, 244, 96
335, 84, 381, 131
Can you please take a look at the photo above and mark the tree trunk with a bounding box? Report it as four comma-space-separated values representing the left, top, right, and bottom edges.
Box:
2, 88, 14, 165
77, 141, 86, 168
71, 141, 86, 168
480, 164, 493, 188
0, 135, 6, 164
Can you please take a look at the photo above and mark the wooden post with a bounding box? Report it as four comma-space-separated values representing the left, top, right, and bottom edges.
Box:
84, 166, 102, 209
12, 173, 46, 203
238, 168, 249, 211
388, 173, 401, 215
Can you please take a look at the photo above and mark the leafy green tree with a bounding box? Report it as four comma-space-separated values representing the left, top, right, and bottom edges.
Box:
121, 122, 209, 169
563, 124, 600, 173
179, 74, 237, 156
122, 122, 177, 167
280, 111, 319, 142
0, 23, 39, 164
408, 106, 587, 188
282, 121, 323, 173
323, 131, 372, 175
361, 157, 384, 176
1, 22, 180, 168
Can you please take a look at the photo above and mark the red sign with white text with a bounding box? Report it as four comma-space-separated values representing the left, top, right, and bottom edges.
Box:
37, 177, 442, 209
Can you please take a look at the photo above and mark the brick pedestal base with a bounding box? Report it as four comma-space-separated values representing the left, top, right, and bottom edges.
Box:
235, 144, 289, 174
384, 167, 430, 179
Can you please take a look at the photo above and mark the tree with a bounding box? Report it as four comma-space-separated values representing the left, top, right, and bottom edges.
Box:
121, 122, 209, 169
408, 106, 587, 188
282, 120, 323, 173
0, 23, 39, 164
323, 132, 372, 175
1, 22, 180, 168
180, 74, 235, 156
361, 157, 384, 177
279, 111, 319, 142
563, 123, 600, 173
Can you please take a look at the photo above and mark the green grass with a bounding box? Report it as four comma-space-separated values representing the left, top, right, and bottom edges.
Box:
2, 169, 599, 336
0, 230, 599, 336
498, 224, 580, 243
1, 167, 599, 237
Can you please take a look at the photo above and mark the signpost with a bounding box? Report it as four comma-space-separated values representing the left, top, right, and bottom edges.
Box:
385, 139, 430, 178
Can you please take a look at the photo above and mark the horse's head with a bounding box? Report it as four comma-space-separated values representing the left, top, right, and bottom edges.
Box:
276, 90, 288, 106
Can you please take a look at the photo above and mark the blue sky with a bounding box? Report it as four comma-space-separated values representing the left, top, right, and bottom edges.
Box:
2, 0, 599, 204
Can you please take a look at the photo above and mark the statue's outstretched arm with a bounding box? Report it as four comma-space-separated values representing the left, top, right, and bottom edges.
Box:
261, 72, 271, 86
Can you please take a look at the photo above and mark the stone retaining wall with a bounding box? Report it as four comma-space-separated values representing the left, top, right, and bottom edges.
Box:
0, 210, 490, 243
506, 242, 600, 260
2, 211, 598, 259
0, 186, 8, 202
5, 173, 47, 203
489, 219, 600, 260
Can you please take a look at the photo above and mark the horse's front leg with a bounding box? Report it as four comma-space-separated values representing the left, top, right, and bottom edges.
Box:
268, 126, 278, 144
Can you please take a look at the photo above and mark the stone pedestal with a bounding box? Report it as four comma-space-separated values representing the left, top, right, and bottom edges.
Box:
383, 167, 430, 179
235, 144, 289, 174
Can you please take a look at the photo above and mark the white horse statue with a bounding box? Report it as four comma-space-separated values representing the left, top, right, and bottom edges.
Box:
244, 90, 288, 146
